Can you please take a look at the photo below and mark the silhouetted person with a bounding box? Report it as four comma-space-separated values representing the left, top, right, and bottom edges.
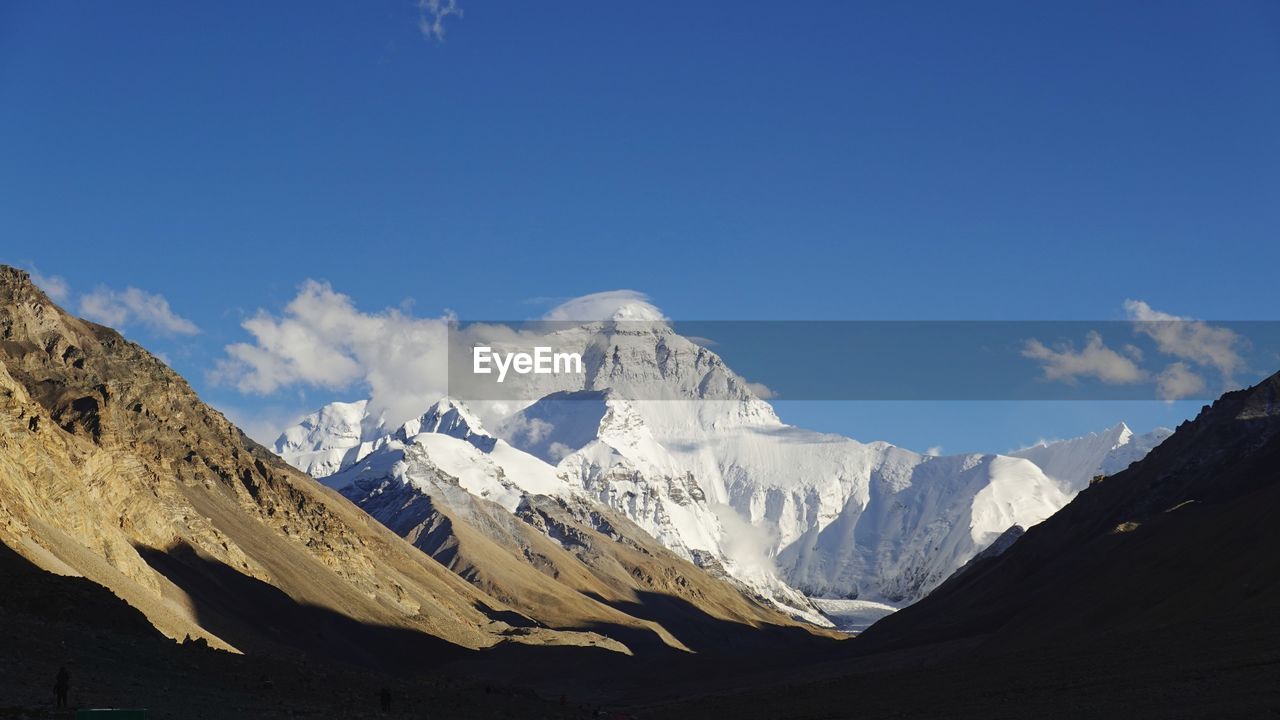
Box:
379, 687, 391, 713
54, 666, 70, 709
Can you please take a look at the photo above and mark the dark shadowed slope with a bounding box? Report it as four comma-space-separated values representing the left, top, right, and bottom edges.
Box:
651, 371, 1280, 719
0, 541, 598, 718
859, 369, 1280, 654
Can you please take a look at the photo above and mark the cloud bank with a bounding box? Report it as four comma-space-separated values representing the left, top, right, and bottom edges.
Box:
1023, 300, 1247, 401
214, 280, 451, 429
1021, 331, 1146, 385
29, 270, 70, 303
1155, 362, 1207, 402
1124, 299, 1244, 383
215, 285, 685, 435
80, 286, 200, 336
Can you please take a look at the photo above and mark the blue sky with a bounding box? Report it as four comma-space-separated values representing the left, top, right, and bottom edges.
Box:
2, 2, 1278, 452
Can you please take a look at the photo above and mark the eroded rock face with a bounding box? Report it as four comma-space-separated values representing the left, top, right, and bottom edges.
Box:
0, 267, 590, 659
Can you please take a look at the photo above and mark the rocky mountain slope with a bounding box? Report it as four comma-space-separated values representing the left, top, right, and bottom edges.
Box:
0, 266, 674, 663
651, 370, 1280, 719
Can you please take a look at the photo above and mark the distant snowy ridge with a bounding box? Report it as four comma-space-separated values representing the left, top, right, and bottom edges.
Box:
1010, 423, 1173, 494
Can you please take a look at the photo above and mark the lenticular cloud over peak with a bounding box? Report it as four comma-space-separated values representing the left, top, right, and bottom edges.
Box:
540, 290, 667, 323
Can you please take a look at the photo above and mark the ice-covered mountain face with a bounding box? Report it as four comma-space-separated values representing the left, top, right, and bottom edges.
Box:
492, 385, 1069, 603
498, 391, 763, 585
1010, 423, 1173, 494
277, 309, 1169, 621
467, 316, 1070, 603
770, 447, 1069, 600
499, 390, 720, 548
464, 315, 783, 437
272, 399, 373, 478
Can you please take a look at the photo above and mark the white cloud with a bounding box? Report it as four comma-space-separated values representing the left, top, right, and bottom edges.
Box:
541, 290, 666, 322
1124, 299, 1244, 383
1155, 362, 1207, 402
79, 286, 200, 335
214, 284, 678, 434
547, 442, 574, 461
213, 280, 451, 429
746, 381, 778, 400
418, 0, 462, 41
29, 270, 70, 303
925, 446, 943, 457
498, 413, 554, 445
1021, 331, 1147, 385
217, 403, 313, 447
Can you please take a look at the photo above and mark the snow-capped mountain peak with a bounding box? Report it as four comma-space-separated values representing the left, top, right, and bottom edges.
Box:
397, 397, 496, 452
274, 317, 1174, 630
1010, 422, 1172, 494
272, 399, 377, 478
274, 399, 369, 455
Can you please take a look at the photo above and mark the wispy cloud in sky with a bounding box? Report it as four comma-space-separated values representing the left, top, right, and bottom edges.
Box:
1155, 362, 1207, 401
80, 286, 200, 336
1022, 331, 1147, 385
418, 0, 463, 41
1022, 300, 1247, 402
28, 269, 70, 303
213, 280, 452, 429
1124, 299, 1244, 384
